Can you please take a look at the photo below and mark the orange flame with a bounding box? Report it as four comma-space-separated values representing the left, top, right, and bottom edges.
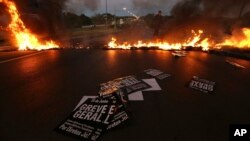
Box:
219, 28, 250, 48
108, 26, 250, 51
1, 0, 59, 51
108, 30, 211, 51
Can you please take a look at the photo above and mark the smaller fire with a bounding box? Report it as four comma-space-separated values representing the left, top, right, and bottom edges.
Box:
108, 30, 211, 51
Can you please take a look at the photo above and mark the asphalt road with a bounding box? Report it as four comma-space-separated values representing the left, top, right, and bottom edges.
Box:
0, 49, 250, 141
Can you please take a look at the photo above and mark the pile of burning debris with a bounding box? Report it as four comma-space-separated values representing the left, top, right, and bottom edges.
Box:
55, 69, 218, 141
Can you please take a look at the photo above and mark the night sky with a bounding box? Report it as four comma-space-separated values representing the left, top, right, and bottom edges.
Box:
65, 0, 182, 16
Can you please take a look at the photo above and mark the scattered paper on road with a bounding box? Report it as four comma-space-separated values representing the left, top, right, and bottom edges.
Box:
99, 75, 150, 98
58, 72, 166, 141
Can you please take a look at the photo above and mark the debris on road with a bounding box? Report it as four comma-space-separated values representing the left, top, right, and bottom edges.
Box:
56, 69, 218, 140
99, 75, 151, 98
172, 51, 187, 57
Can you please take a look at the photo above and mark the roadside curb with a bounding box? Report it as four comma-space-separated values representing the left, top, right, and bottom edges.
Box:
0, 46, 17, 52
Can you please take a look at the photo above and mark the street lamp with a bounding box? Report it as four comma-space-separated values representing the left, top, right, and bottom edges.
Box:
105, 0, 108, 27
123, 8, 140, 20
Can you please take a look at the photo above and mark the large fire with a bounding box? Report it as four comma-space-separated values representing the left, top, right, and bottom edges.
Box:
1, 0, 59, 51
108, 28, 250, 51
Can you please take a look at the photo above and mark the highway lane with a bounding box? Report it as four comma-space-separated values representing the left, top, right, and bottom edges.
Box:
0, 49, 250, 141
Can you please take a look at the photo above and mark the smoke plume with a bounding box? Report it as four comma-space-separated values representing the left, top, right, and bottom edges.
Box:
1, 0, 67, 41
158, 0, 250, 44
171, 0, 250, 18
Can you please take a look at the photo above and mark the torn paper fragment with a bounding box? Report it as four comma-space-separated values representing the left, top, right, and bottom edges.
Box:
128, 91, 144, 101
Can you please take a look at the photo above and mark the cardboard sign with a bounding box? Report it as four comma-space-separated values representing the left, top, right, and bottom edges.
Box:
56, 97, 119, 141
144, 69, 171, 80
188, 76, 216, 94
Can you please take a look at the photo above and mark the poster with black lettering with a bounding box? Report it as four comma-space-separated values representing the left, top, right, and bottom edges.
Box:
74, 95, 130, 131
55, 97, 118, 141
144, 69, 171, 80
188, 76, 216, 94
99, 75, 151, 98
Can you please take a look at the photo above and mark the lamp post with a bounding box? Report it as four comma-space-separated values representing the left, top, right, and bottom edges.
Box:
105, 0, 108, 27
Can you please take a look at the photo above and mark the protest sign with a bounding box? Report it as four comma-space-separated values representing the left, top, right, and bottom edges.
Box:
188, 76, 216, 94
56, 97, 118, 141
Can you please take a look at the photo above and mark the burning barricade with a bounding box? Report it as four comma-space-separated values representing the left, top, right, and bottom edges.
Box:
107, 30, 210, 51
106, 23, 250, 52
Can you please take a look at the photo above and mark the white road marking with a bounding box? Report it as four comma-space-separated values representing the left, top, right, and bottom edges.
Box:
0, 51, 45, 64
226, 60, 246, 69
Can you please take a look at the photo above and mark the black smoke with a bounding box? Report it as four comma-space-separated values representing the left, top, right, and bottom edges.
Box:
1, 0, 104, 46
1, 0, 67, 41
171, 0, 250, 18
152, 0, 250, 44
